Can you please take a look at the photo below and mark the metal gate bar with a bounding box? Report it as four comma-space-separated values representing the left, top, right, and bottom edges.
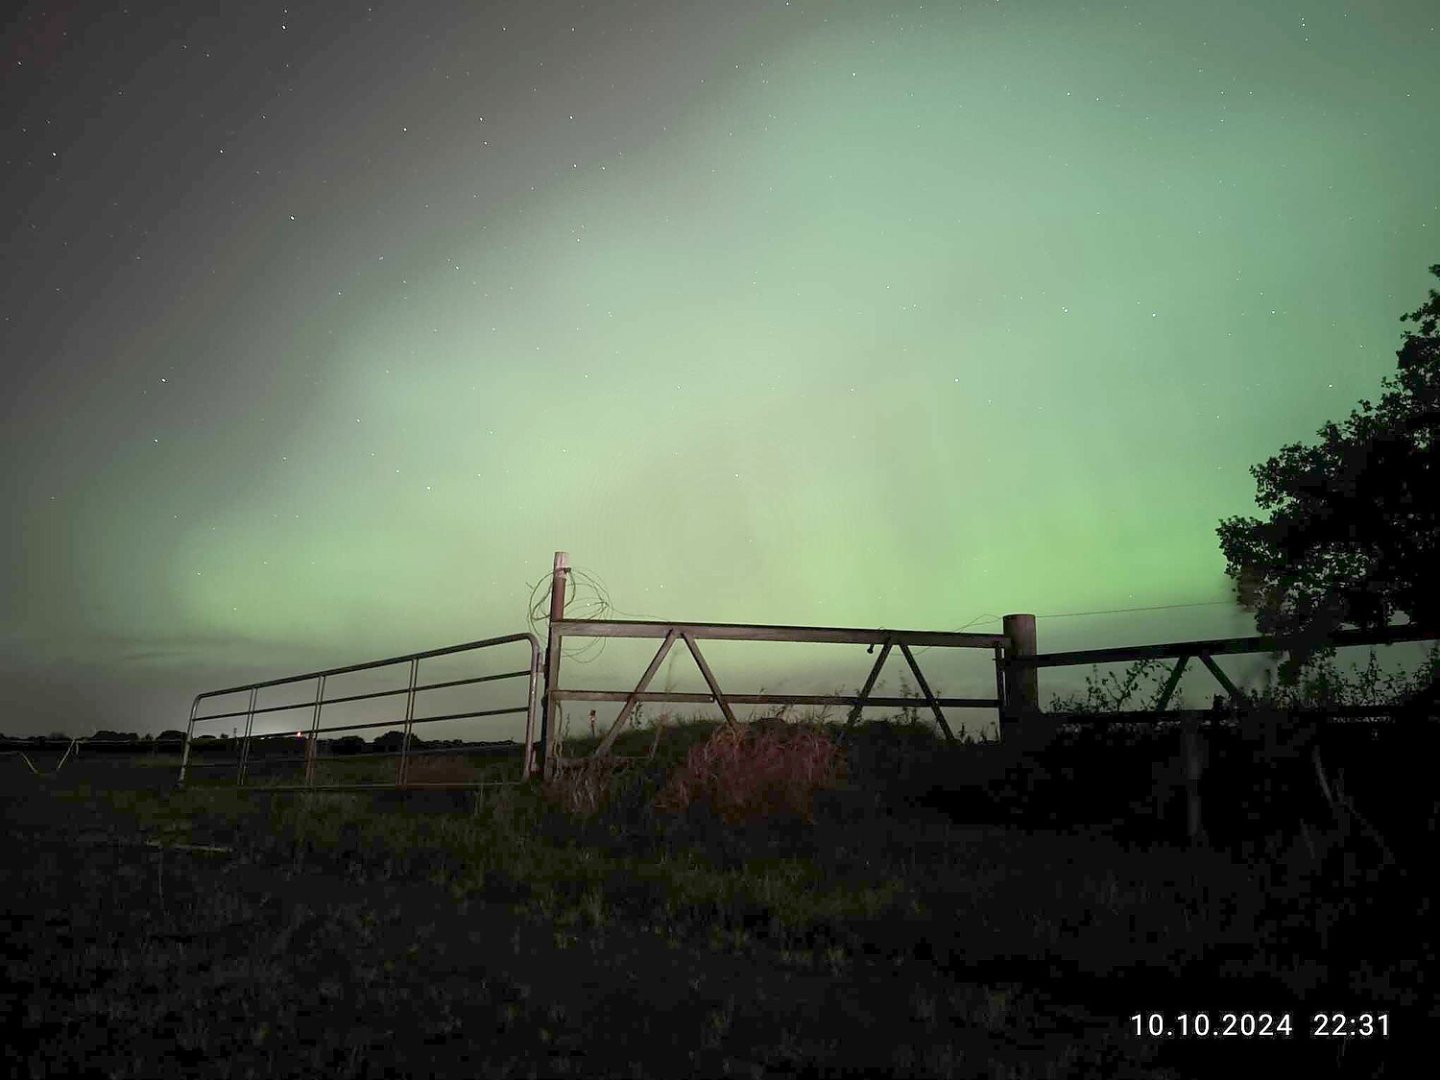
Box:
177, 632, 542, 791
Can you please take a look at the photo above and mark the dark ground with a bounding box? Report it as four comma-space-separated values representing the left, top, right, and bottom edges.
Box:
0, 746, 1428, 1079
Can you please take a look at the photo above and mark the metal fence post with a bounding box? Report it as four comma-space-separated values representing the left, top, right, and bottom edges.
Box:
304, 674, 325, 788
1001, 613, 1038, 744
398, 658, 419, 785
540, 551, 570, 783
237, 686, 258, 787
178, 700, 200, 787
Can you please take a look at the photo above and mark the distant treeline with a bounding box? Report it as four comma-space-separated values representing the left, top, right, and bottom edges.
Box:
0, 730, 523, 756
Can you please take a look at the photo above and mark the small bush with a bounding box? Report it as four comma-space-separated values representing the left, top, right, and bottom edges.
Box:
653, 719, 849, 826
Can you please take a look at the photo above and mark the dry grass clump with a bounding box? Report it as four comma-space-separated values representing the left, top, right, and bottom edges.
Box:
398, 753, 480, 786
540, 710, 670, 819
541, 753, 632, 818
537, 707, 851, 827
652, 717, 849, 826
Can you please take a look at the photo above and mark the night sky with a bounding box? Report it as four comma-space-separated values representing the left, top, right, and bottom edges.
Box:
4, 1, 1437, 742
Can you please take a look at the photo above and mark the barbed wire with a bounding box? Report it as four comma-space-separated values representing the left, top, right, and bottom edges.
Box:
524, 564, 667, 664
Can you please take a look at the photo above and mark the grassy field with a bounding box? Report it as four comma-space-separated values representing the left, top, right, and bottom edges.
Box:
2, 657, 1434, 1079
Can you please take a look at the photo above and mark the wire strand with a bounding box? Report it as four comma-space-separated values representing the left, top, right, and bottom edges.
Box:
1034, 600, 1234, 620
523, 563, 1238, 665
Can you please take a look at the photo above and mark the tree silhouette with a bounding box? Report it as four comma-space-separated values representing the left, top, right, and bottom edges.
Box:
1217, 263, 1439, 688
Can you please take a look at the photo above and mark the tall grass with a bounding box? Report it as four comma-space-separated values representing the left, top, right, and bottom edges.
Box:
23, 651, 1436, 1078
1033, 641, 1440, 883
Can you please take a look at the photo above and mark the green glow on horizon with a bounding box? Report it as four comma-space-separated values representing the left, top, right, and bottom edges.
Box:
5, 1, 1437, 735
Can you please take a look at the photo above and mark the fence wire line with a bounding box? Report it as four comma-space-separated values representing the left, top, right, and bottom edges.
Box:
520, 564, 1240, 704
528, 566, 1234, 640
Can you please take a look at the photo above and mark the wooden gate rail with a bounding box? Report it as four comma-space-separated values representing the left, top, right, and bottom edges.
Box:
1003, 621, 1440, 723
537, 552, 1026, 780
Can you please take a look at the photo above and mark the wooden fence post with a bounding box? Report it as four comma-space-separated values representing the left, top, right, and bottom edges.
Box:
1181, 717, 1206, 844
1001, 613, 1039, 744
540, 551, 570, 782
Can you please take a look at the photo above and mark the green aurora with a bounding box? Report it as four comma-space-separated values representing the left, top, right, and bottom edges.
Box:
2, 0, 1437, 737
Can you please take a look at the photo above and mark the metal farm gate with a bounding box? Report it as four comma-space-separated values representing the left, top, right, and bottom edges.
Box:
177, 633, 543, 792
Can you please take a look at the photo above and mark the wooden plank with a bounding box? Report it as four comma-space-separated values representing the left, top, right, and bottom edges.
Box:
1153, 655, 1189, 711
1009, 623, 1439, 669
552, 618, 1007, 648
550, 690, 999, 708
591, 630, 680, 759
1196, 652, 1250, 705
845, 642, 893, 727
898, 643, 956, 743
680, 631, 739, 727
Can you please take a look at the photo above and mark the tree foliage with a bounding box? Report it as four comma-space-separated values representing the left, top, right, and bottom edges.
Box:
1217, 264, 1439, 686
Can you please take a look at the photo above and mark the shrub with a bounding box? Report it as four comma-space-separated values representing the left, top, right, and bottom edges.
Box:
652, 718, 849, 826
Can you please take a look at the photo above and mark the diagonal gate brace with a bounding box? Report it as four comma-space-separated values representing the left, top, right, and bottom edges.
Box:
591, 629, 677, 760
843, 635, 955, 743
591, 629, 741, 760
898, 642, 956, 743
1154, 655, 1190, 712
1196, 652, 1250, 707
845, 640, 893, 729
